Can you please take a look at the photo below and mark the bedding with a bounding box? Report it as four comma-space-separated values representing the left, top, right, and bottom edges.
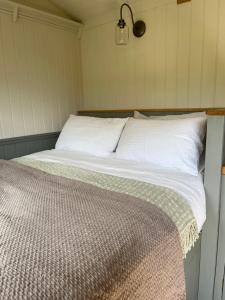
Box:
22, 150, 206, 232
15, 155, 200, 255
0, 160, 185, 299
115, 117, 206, 176
55, 115, 128, 156
0, 149, 205, 299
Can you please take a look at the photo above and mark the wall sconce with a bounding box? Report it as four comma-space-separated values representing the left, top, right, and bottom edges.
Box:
115, 3, 146, 45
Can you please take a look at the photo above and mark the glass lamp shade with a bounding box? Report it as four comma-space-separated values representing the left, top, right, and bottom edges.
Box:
115, 24, 129, 45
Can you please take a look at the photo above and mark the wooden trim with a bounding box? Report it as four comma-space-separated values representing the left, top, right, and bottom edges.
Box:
78, 108, 225, 115
207, 109, 225, 116
222, 166, 225, 175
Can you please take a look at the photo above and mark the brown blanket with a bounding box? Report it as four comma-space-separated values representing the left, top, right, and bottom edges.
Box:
0, 160, 185, 299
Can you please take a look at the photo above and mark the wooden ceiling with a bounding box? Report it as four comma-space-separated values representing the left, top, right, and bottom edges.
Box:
50, 0, 125, 22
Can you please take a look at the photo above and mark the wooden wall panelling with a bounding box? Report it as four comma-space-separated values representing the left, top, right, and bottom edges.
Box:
80, 0, 225, 110
215, 0, 225, 107
201, 0, 220, 108
0, 2, 82, 140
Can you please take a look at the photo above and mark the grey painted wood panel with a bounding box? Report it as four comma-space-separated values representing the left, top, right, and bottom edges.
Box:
0, 132, 59, 160
78, 110, 198, 118
198, 116, 225, 300
185, 238, 201, 300
214, 176, 225, 300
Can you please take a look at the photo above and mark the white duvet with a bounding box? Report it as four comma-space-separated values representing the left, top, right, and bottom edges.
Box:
25, 149, 206, 232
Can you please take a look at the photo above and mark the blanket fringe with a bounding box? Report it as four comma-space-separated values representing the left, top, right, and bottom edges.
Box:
181, 221, 199, 258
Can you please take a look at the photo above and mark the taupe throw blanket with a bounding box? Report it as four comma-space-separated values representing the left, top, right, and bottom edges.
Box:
0, 160, 185, 300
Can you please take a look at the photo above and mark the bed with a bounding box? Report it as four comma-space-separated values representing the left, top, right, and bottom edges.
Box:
0, 108, 224, 300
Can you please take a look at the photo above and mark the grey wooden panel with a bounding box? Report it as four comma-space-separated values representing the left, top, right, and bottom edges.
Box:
185, 238, 201, 300
78, 110, 199, 118
0, 132, 59, 160
224, 144, 225, 166
79, 111, 134, 118
198, 116, 225, 300
214, 176, 225, 300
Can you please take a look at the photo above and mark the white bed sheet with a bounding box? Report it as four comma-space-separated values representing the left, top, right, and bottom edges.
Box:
25, 149, 206, 232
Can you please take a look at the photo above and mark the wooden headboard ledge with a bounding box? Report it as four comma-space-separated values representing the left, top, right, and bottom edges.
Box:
207, 109, 225, 115
222, 166, 225, 175
78, 108, 225, 115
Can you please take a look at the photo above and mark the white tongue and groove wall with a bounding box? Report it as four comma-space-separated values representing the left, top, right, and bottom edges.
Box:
0, 0, 82, 139
80, 0, 225, 110
0, 0, 225, 139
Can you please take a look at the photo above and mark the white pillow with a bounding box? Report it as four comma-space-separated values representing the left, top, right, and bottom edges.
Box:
116, 117, 207, 175
56, 115, 128, 156
134, 110, 206, 120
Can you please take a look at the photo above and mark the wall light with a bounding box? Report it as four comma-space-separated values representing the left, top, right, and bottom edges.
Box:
115, 3, 146, 45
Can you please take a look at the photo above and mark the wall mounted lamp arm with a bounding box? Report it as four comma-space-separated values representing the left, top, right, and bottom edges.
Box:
120, 3, 134, 26
116, 2, 146, 45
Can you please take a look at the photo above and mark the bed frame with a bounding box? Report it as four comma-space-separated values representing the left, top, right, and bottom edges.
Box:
0, 108, 224, 300
78, 108, 225, 300
0, 132, 59, 160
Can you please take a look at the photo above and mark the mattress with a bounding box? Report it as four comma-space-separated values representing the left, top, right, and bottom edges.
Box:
21, 149, 206, 232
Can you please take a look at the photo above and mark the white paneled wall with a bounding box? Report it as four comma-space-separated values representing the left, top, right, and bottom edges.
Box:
81, 0, 225, 110
0, 7, 81, 139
